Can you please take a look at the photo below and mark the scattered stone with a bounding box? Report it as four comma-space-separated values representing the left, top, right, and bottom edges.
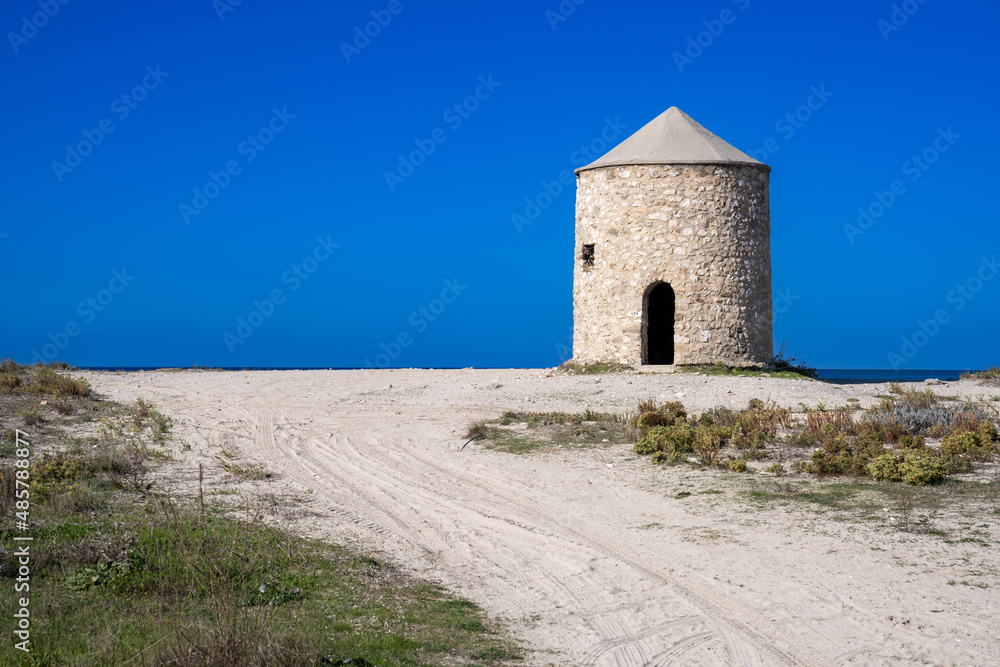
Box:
924, 378, 945, 385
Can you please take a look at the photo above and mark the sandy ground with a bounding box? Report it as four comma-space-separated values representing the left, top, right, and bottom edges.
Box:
78, 368, 1000, 666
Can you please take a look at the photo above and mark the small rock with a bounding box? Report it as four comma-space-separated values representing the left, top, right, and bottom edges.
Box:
924, 378, 945, 385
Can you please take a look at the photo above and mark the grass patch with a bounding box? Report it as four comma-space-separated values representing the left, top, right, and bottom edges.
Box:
746, 480, 867, 509
474, 409, 633, 455
0, 359, 91, 398
0, 363, 522, 666
677, 362, 814, 380
0, 512, 520, 665
557, 361, 633, 375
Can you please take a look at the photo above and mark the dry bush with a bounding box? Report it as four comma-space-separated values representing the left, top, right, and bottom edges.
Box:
466, 421, 489, 439
34, 366, 91, 397
806, 407, 857, 436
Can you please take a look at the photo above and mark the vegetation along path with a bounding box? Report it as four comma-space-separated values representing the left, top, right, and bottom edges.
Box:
75, 366, 1000, 665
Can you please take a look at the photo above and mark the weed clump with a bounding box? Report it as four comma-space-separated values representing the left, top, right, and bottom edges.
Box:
634, 424, 695, 458
961, 366, 1000, 385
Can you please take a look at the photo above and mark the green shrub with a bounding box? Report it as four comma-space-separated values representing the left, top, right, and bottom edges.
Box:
650, 450, 679, 465
807, 436, 883, 477
634, 423, 696, 456
941, 431, 979, 457
727, 459, 748, 472
941, 429, 994, 463
900, 452, 948, 485
976, 420, 997, 444
29, 453, 92, 501
868, 452, 905, 483
897, 434, 926, 450
785, 430, 817, 448
868, 451, 947, 485
766, 463, 785, 475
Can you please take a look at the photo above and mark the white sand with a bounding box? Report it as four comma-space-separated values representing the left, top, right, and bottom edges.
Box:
80, 368, 1000, 666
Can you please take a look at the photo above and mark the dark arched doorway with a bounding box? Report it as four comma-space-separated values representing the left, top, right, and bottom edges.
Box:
644, 283, 674, 365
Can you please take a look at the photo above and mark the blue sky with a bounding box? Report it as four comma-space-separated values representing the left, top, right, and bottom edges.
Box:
2, 0, 998, 370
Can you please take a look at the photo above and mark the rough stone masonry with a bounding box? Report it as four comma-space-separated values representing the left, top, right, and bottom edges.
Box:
572, 107, 773, 367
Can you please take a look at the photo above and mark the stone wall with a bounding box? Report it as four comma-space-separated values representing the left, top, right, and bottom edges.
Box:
572, 164, 772, 366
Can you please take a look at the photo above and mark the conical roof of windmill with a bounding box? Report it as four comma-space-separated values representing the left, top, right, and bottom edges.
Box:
577, 107, 768, 173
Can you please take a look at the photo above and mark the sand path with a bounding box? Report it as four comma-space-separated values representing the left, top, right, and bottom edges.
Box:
80, 369, 1000, 666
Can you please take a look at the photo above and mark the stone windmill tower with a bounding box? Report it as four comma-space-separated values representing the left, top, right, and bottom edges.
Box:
572, 107, 772, 367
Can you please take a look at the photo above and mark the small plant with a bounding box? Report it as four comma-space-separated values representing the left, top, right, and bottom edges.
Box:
21, 409, 44, 426
466, 421, 489, 439
1, 371, 21, 391
634, 424, 695, 456
767, 463, 785, 475
727, 458, 748, 473
694, 427, 726, 467
768, 343, 817, 378
890, 491, 942, 533
219, 460, 270, 480
897, 434, 926, 450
